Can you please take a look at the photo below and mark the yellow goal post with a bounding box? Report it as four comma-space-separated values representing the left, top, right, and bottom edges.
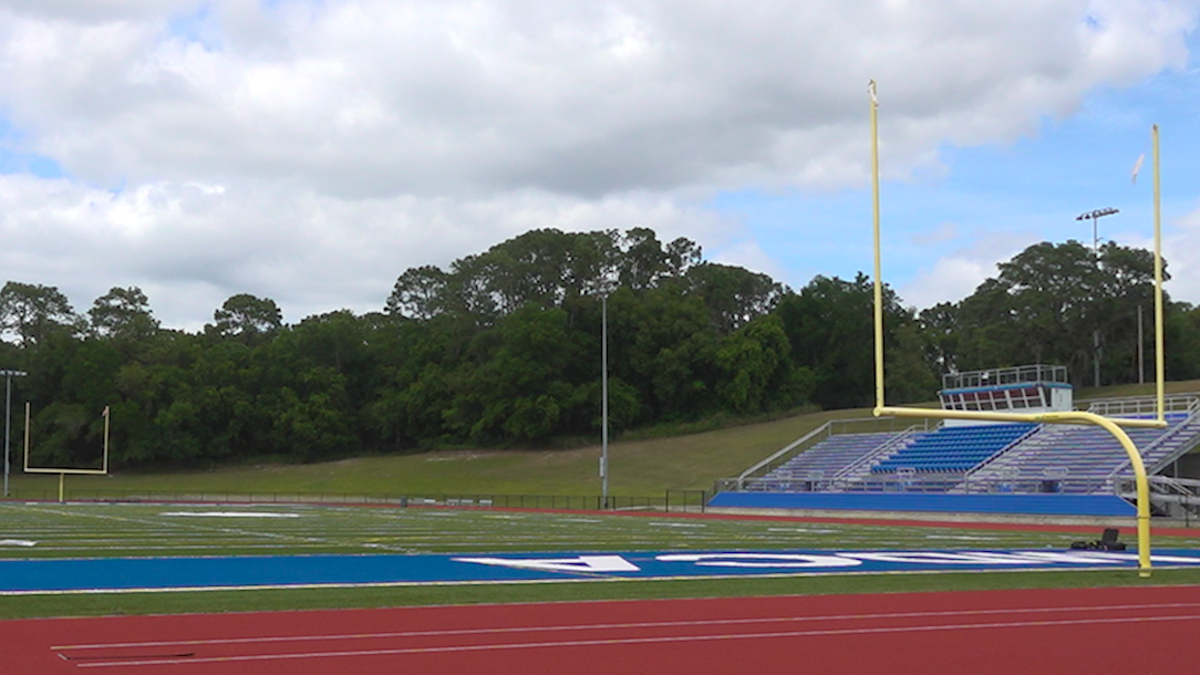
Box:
23, 402, 111, 502
868, 81, 1165, 577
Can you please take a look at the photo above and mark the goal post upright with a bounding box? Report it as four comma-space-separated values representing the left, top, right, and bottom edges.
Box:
867, 81, 1163, 577
1153, 124, 1165, 424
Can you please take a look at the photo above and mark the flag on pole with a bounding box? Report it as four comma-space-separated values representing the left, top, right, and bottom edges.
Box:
868, 80, 878, 106
102, 405, 109, 418
1131, 153, 1145, 184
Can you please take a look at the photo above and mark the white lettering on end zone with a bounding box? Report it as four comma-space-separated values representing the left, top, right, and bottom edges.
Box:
452, 555, 642, 573
656, 553, 861, 568
451, 550, 1200, 576
848, 552, 1056, 566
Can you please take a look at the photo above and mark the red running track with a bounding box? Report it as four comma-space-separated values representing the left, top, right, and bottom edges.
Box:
4, 586, 1200, 674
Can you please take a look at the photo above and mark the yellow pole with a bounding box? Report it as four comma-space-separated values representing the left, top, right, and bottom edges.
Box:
879, 405, 1155, 575
103, 405, 110, 474
1092, 415, 1153, 577
58, 472, 65, 503
1152, 125, 1164, 423
870, 80, 885, 412
23, 402, 29, 472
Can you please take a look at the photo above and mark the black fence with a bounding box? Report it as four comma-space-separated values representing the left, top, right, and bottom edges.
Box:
1, 488, 709, 513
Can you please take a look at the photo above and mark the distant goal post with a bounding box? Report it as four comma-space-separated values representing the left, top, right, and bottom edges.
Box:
23, 402, 111, 502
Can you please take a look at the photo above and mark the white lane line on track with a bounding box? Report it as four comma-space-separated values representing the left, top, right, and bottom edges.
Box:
69, 613, 1200, 668
54, 601, 1200, 651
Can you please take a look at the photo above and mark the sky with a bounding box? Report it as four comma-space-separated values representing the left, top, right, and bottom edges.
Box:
1, 0, 1198, 331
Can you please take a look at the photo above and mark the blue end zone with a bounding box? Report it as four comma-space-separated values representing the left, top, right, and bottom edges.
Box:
3, 549, 1199, 594
706, 492, 1137, 516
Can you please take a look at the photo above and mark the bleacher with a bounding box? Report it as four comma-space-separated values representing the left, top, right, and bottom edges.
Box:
754, 432, 896, 490
715, 363, 1200, 516
964, 411, 1200, 493
870, 423, 1036, 475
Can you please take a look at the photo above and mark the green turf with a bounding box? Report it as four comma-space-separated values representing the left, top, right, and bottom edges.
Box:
7, 502, 1197, 560
1, 502, 1199, 620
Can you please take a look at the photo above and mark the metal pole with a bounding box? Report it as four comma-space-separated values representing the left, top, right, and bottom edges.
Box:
869, 80, 884, 413
1076, 208, 1119, 389
1138, 304, 1145, 385
4, 374, 10, 498
1093, 223, 1100, 389
601, 293, 609, 508
1, 370, 28, 498
1152, 125, 1165, 423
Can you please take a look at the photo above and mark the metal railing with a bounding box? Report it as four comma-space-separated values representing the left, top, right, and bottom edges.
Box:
834, 424, 928, 479
716, 472, 1113, 496
732, 416, 933, 489
1, 488, 710, 513
1084, 394, 1200, 418
1112, 475, 1200, 523
942, 364, 1068, 390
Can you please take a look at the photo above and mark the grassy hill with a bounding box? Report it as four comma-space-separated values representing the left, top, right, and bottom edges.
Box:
8, 379, 1200, 500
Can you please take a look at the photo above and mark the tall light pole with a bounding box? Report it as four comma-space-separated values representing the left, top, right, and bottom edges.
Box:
1, 369, 28, 498
600, 292, 609, 509
1076, 207, 1119, 388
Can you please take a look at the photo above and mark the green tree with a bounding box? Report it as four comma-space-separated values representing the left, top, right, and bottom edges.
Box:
938, 240, 1169, 387
687, 263, 785, 335
0, 281, 80, 347
89, 287, 159, 343
209, 294, 283, 344
716, 315, 813, 414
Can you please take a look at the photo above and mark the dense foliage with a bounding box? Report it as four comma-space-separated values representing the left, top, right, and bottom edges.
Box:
0, 229, 1192, 468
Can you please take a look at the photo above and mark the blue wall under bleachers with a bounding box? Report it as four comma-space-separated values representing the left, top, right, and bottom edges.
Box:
707, 491, 1136, 516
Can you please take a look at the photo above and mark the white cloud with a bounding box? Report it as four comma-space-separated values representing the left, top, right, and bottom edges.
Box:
911, 221, 960, 247
898, 229, 1036, 308
710, 239, 791, 286
1169, 206, 1200, 305
0, 0, 1197, 326
0, 174, 727, 329
2, 1, 1195, 197
1115, 202, 1200, 308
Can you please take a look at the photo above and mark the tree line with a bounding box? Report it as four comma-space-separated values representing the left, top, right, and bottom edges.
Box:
1, 227, 1198, 469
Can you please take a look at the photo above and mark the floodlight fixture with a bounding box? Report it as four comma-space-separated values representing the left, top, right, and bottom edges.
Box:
1076, 207, 1120, 251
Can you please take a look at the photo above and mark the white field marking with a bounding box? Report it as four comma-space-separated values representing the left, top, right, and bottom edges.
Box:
55, 601, 1200, 651
647, 522, 706, 528
656, 553, 861, 568
767, 528, 841, 534
924, 535, 1002, 541
0, 539, 37, 547
0, 503, 381, 553
160, 512, 301, 519
67, 613, 1200, 668
453, 555, 641, 573
558, 518, 604, 523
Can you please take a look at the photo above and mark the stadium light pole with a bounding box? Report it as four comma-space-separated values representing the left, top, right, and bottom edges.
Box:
1076, 207, 1119, 388
1, 369, 28, 498
600, 291, 610, 509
